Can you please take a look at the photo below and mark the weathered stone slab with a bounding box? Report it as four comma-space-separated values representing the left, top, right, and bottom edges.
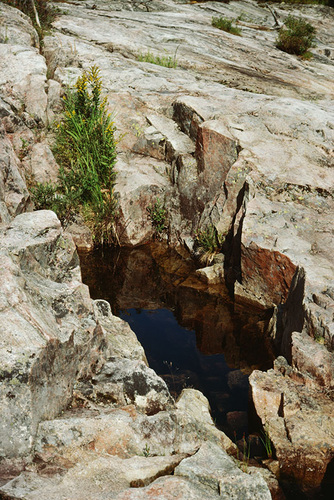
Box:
114, 153, 171, 246
0, 211, 104, 458
175, 441, 271, 499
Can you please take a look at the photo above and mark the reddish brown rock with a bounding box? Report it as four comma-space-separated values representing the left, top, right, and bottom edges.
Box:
196, 120, 238, 206
236, 243, 297, 309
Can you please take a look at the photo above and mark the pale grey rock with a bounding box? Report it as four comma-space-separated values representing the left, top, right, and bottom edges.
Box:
291, 331, 334, 389
93, 299, 147, 362
0, 211, 105, 458
175, 441, 271, 499
90, 358, 174, 414
46, 79, 63, 126
146, 113, 195, 163
0, 97, 12, 119
115, 475, 220, 499
114, 153, 171, 246
0, 2, 38, 47
132, 124, 166, 160
1, 466, 219, 500
0, 1, 334, 498
0, 44, 47, 126
33, 390, 234, 466
65, 220, 94, 252
248, 466, 286, 500
22, 139, 59, 184
41, 1, 334, 334
15, 73, 48, 127
195, 264, 225, 285
175, 389, 235, 454
173, 93, 333, 345
0, 125, 31, 221
0, 453, 187, 500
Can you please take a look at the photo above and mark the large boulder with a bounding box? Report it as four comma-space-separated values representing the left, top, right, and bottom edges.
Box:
0, 211, 105, 459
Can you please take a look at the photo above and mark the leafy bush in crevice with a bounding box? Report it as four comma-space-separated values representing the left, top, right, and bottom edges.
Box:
212, 16, 241, 36
194, 225, 225, 265
147, 198, 168, 239
276, 15, 316, 57
31, 66, 118, 246
30, 182, 75, 223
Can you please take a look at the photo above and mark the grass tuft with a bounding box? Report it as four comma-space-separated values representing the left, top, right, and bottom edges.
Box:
194, 225, 225, 265
212, 16, 241, 36
137, 50, 177, 68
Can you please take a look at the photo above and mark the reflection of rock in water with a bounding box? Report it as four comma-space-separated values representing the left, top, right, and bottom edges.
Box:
80, 243, 275, 439
80, 242, 274, 372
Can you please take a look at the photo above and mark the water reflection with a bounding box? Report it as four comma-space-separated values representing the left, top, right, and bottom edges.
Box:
80, 243, 274, 438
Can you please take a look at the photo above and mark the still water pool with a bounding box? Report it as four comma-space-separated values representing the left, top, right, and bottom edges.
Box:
79, 243, 274, 440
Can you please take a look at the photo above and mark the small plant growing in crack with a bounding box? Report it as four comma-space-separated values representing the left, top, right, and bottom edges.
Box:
212, 16, 242, 36
137, 46, 179, 68
142, 443, 151, 458
260, 424, 273, 459
194, 225, 225, 265
18, 137, 30, 161
147, 197, 167, 239
235, 434, 251, 473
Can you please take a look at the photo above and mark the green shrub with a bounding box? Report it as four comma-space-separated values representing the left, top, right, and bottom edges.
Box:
276, 15, 316, 57
31, 66, 118, 246
194, 225, 225, 265
212, 16, 241, 36
30, 182, 58, 211
137, 50, 177, 68
30, 182, 77, 224
147, 198, 167, 238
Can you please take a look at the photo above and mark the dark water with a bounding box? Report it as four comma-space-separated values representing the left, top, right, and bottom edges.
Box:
79, 243, 274, 440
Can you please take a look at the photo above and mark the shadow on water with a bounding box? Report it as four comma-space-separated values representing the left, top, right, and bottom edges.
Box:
79, 243, 274, 440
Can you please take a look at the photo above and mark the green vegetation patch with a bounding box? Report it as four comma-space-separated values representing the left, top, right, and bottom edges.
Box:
276, 15, 316, 57
147, 198, 168, 239
194, 225, 225, 265
137, 50, 177, 68
212, 16, 241, 36
31, 66, 118, 246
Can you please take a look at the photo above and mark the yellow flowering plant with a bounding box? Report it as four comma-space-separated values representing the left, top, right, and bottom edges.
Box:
31, 66, 118, 245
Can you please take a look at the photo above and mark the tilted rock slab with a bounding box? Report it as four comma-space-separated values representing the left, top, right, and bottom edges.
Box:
0, 210, 105, 458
